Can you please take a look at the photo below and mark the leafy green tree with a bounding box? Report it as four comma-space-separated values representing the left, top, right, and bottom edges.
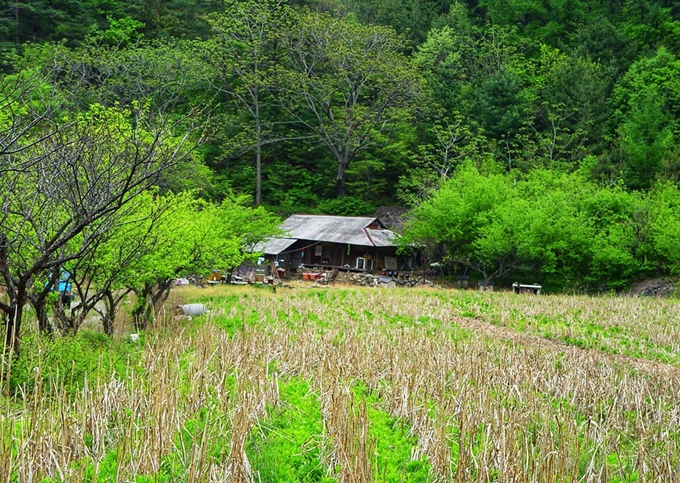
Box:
125, 194, 280, 328
201, 0, 297, 206
334, 0, 453, 46
472, 65, 532, 142
583, 186, 653, 289
138, 0, 223, 39
39, 38, 205, 113
567, 16, 636, 86
459, 170, 594, 285
402, 166, 644, 289
15, 39, 215, 194
0, 98, 199, 352
479, 0, 588, 45
397, 113, 485, 204
619, 2, 680, 54
43, 190, 187, 335
619, 87, 672, 190
612, 46, 680, 189
414, 21, 535, 167
87, 15, 146, 46
0, 62, 61, 156
649, 183, 680, 276
125, 194, 212, 328
344, 117, 418, 204
514, 170, 596, 284
401, 162, 517, 283
517, 45, 609, 169
412, 23, 472, 115
281, 11, 425, 198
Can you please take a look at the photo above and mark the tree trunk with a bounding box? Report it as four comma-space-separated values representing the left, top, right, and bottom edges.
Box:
132, 280, 172, 330
4, 294, 24, 355
150, 279, 173, 322
336, 160, 347, 198
255, 86, 262, 206
132, 284, 153, 331
255, 138, 262, 206
33, 298, 52, 335
29, 287, 55, 336
54, 297, 78, 335
102, 290, 116, 336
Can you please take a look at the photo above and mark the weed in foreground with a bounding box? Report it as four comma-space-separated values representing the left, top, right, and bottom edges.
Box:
4, 286, 680, 481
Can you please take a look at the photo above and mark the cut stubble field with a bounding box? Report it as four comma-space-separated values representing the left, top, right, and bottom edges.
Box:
2, 285, 680, 482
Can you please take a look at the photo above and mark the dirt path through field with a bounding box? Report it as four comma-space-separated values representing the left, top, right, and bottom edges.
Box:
452, 315, 680, 381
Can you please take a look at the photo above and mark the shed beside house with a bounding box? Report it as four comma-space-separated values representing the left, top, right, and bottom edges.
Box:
254, 214, 404, 273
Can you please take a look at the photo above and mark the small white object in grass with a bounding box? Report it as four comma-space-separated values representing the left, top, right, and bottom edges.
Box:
178, 303, 207, 316
130, 333, 140, 342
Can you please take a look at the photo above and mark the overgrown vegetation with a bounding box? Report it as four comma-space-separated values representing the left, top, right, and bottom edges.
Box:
4, 0, 680, 350
3, 0, 680, 472
400, 165, 680, 290
4, 0, 680, 210
3, 285, 680, 481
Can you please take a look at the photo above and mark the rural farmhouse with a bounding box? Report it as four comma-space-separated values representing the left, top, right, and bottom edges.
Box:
255, 214, 407, 274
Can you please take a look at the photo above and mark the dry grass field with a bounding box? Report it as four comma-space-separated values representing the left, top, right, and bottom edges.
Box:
2, 285, 680, 482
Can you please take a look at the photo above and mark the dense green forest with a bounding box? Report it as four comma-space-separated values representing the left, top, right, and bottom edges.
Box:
5, 0, 680, 206
2, 0, 680, 336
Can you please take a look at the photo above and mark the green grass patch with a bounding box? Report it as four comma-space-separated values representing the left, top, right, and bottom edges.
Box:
247, 378, 330, 482
6, 329, 144, 399
355, 384, 433, 482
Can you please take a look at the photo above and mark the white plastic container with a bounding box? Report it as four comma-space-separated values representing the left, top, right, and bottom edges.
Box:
178, 303, 207, 316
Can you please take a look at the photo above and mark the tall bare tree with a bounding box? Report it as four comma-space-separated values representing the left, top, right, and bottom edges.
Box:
202, 0, 295, 205
281, 12, 424, 197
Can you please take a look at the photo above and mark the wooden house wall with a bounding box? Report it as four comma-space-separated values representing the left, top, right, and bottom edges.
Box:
273, 240, 397, 272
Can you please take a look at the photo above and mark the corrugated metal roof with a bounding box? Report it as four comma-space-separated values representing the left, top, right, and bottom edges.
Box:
365, 228, 397, 248
282, 215, 395, 247
253, 237, 297, 255
257, 215, 397, 254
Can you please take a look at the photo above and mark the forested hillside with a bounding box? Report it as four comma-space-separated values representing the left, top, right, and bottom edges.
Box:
2, 0, 680, 290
